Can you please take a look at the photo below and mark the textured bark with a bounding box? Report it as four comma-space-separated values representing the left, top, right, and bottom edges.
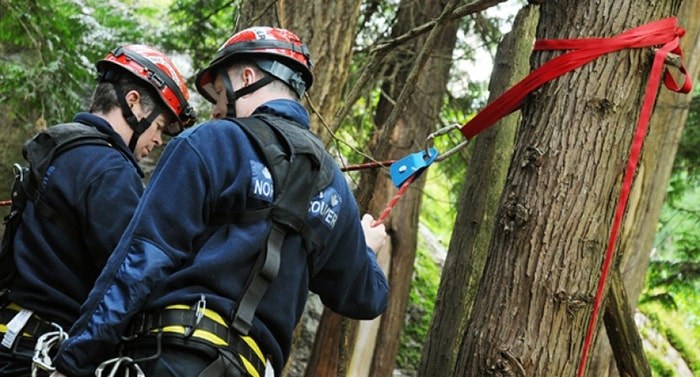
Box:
453, 1, 683, 376
364, 3, 461, 377
239, 0, 363, 143
588, 1, 700, 375
417, 5, 539, 377
304, 0, 462, 376
603, 269, 652, 377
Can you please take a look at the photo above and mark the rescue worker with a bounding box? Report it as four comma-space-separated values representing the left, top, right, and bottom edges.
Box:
0, 44, 194, 376
50, 27, 389, 377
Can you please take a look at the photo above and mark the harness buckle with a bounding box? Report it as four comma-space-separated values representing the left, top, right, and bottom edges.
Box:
184, 295, 206, 338
389, 148, 438, 188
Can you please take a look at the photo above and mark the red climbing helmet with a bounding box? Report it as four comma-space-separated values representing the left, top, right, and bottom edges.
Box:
96, 44, 196, 135
195, 26, 313, 102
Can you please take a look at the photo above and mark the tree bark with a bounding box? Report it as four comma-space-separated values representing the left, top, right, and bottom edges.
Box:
304, 0, 462, 376
603, 269, 652, 377
368, 6, 461, 377
587, 1, 700, 374
417, 5, 539, 377
453, 1, 683, 376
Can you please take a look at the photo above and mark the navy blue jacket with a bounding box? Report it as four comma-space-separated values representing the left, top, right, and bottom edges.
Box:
54, 100, 389, 376
8, 113, 144, 328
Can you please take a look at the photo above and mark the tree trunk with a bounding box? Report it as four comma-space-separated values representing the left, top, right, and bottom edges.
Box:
417, 5, 539, 377
588, 1, 700, 375
453, 1, 683, 376
602, 269, 652, 377
305, 0, 462, 376
368, 9, 461, 377
239, 0, 363, 143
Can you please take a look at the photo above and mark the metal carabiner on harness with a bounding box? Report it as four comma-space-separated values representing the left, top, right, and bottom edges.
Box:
424, 124, 469, 162
12, 163, 25, 182
184, 294, 206, 338
31, 323, 68, 376
95, 356, 146, 377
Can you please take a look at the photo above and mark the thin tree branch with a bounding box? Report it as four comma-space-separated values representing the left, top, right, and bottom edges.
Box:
372, 0, 462, 160
371, 0, 508, 53
332, 0, 508, 132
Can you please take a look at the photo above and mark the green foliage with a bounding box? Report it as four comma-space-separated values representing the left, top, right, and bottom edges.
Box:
673, 95, 700, 186
640, 302, 700, 376
160, 0, 238, 77
0, 0, 151, 126
648, 356, 676, 377
639, 92, 700, 376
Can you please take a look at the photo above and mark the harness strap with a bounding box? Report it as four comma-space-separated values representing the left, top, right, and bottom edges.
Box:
211, 114, 334, 338
231, 224, 284, 335
21, 123, 114, 240
0, 306, 54, 341
126, 308, 266, 377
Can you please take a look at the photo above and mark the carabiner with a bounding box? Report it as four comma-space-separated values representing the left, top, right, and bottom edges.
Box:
31, 324, 68, 376
95, 356, 145, 377
424, 124, 469, 162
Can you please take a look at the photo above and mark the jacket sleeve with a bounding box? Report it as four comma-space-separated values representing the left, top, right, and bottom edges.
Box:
309, 177, 389, 319
53, 136, 219, 376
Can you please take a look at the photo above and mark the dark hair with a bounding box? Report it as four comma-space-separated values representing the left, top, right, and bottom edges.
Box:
89, 71, 160, 115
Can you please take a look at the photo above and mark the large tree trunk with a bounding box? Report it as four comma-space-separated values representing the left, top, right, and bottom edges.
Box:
367, 6, 461, 377
417, 5, 539, 377
453, 1, 684, 376
239, 0, 363, 143
588, 1, 700, 375
305, 0, 462, 376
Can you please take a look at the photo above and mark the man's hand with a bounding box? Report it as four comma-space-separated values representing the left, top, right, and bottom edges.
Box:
361, 214, 387, 253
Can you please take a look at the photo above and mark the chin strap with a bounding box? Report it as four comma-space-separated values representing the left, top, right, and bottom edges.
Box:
113, 82, 162, 151
221, 69, 274, 118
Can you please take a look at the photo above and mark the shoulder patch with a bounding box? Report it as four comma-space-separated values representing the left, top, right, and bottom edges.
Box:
308, 187, 342, 229
249, 160, 274, 202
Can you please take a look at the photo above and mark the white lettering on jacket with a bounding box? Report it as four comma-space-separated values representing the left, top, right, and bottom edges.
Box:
309, 188, 341, 229
249, 160, 274, 202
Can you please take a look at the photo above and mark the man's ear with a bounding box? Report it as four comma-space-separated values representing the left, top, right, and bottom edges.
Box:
125, 90, 141, 109
242, 66, 257, 86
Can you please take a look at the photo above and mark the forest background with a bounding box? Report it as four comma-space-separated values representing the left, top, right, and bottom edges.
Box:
0, 0, 698, 376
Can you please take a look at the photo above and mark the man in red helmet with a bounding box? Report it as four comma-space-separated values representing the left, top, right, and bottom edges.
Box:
50, 27, 388, 377
0, 44, 194, 376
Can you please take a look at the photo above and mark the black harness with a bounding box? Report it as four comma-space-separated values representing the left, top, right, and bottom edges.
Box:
211, 113, 334, 336
0, 123, 113, 290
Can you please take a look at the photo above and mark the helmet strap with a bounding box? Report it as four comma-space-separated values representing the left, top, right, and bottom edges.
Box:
114, 83, 162, 152
222, 70, 274, 118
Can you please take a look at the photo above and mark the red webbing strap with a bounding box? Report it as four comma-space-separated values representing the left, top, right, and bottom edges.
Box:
459, 17, 690, 140
456, 17, 691, 376
576, 20, 691, 377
